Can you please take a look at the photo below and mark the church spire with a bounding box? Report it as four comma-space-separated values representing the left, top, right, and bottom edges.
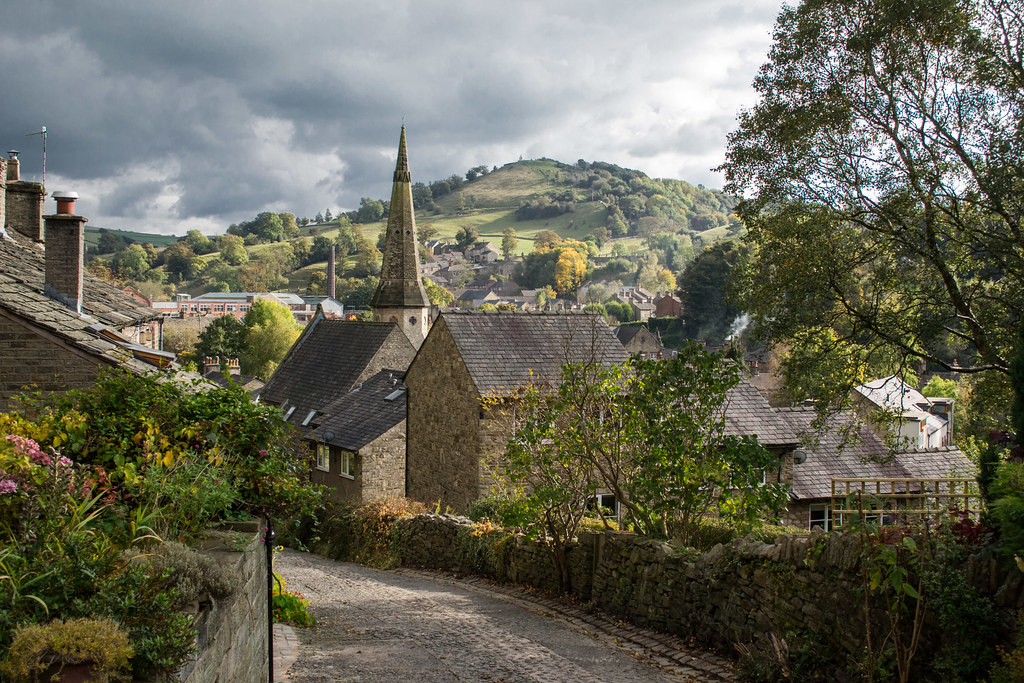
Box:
371, 127, 431, 348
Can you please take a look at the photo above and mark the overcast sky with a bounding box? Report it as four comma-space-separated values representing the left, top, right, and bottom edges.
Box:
0, 1, 784, 236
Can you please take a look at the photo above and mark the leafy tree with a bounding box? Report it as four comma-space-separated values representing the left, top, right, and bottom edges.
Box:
351, 227, 381, 278
95, 231, 128, 254
477, 303, 498, 312
455, 226, 478, 249
194, 315, 246, 368
411, 182, 433, 209
679, 240, 748, 342
499, 227, 518, 260
184, 229, 215, 255
417, 224, 438, 244
552, 247, 587, 297
161, 242, 200, 283
314, 212, 324, 224
306, 271, 328, 296
336, 276, 379, 308
423, 277, 454, 307
290, 237, 311, 267
280, 212, 300, 239
335, 224, 357, 256
162, 323, 199, 357
590, 226, 611, 249
356, 198, 385, 224
310, 235, 334, 263
719, 0, 1024, 409
532, 230, 562, 250
111, 244, 152, 280
323, 209, 333, 223
219, 234, 248, 266
240, 299, 302, 379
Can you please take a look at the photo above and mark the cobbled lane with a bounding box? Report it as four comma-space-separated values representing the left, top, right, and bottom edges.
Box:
274, 548, 735, 682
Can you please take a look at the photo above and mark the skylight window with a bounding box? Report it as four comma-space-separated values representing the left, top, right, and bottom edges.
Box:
301, 410, 317, 426
384, 389, 406, 401
284, 406, 296, 420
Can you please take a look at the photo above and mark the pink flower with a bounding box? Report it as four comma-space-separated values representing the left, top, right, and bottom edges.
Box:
0, 478, 18, 494
56, 457, 72, 468
29, 451, 51, 467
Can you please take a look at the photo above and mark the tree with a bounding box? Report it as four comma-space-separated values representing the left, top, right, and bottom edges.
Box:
590, 226, 611, 249
240, 299, 302, 379
112, 244, 151, 280
679, 240, 748, 342
335, 225, 357, 256
423, 277, 454, 307
356, 198, 385, 224
417, 224, 438, 244
248, 212, 285, 242
552, 247, 587, 297
501, 227, 518, 260
185, 229, 215, 255
219, 234, 248, 266
95, 231, 127, 254
533, 230, 562, 250
455, 226, 478, 249
161, 242, 200, 283
719, 0, 1024, 409
280, 212, 300, 239
351, 227, 381, 277
194, 315, 246, 367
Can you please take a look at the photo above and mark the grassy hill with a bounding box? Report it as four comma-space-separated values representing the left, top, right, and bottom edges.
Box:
95, 157, 742, 298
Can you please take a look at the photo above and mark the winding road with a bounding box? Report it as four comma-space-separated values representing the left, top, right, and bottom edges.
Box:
273, 548, 735, 682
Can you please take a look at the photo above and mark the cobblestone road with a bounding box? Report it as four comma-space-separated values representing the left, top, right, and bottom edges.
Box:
274, 549, 735, 682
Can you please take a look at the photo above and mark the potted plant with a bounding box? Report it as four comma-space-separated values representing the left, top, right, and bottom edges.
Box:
0, 618, 133, 682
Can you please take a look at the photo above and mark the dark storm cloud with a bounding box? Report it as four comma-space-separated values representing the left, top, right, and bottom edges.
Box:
0, 0, 782, 234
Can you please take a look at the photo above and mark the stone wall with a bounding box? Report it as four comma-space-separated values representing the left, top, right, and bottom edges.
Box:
0, 311, 106, 410
378, 513, 1020, 678
361, 421, 407, 501
406, 317, 485, 510
5, 180, 45, 242
177, 522, 269, 683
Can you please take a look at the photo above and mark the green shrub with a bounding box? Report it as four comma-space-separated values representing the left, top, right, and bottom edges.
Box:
123, 541, 239, 609
272, 585, 315, 627
0, 618, 133, 683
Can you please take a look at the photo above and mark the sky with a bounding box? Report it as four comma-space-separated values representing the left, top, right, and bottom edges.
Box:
0, 1, 784, 236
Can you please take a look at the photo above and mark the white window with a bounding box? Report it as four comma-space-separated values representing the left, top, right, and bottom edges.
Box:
809, 504, 832, 531
340, 451, 354, 479
316, 443, 329, 472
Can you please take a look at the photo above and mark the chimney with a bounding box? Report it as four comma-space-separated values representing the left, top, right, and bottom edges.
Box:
327, 245, 336, 298
43, 191, 86, 313
204, 356, 220, 374
5, 151, 44, 242
5, 150, 18, 181
228, 358, 240, 375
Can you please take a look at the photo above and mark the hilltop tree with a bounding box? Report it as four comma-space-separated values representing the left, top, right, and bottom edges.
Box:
280, 212, 300, 239
95, 231, 128, 254
185, 229, 215, 255
356, 198, 385, 224
719, 0, 1024, 407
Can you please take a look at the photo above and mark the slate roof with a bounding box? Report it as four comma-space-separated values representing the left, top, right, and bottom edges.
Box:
309, 370, 407, 451
258, 316, 406, 428
778, 407, 976, 501
613, 325, 644, 344
723, 375, 801, 448
0, 269, 158, 375
438, 311, 628, 394
0, 235, 159, 328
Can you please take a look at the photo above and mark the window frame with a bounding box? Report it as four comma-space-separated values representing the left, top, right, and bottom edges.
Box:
340, 451, 355, 479
315, 443, 330, 472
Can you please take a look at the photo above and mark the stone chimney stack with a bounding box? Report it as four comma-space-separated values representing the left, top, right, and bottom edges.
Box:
327, 245, 336, 298
5, 150, 44, 242
43, 191, 86, 313
204, 356, 221, 374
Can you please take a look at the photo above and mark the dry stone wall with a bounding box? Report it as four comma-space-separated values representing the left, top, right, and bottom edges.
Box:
379, 513, 1021, 677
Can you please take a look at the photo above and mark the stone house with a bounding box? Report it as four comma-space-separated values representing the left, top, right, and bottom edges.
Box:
465, 242, 500, 264
0, 184, 172, 409
776, 406, 974, 530
613, 325, 663, 359
307, 370, 408, 502
405, 311, 628, 511
257, 312, 416, 433
852, 376, 954, 448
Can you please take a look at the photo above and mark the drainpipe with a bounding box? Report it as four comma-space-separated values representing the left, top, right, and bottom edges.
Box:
265, 517, 275, 683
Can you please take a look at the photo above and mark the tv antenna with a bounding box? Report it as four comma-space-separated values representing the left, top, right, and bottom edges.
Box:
26, 126, 47, 183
